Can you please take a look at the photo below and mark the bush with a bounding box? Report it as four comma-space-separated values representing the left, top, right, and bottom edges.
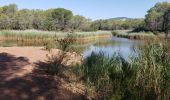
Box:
112, 31, 118, 36
47, 34, 75, 75
47, 54, 65, 75
56, 34, 75, 52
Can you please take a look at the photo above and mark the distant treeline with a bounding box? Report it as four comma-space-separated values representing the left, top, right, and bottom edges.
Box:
0, 4, 143, 31
134, 2, 170, 36
0, 2, 170, 33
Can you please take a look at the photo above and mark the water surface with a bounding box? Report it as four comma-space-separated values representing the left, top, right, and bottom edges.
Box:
0, 37, 140, 59
81, 37, 139, 59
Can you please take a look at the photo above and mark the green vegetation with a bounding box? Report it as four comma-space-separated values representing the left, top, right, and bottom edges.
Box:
133, 2, 170, 37
0, 2, 170, 36
0, 30, 112, 47
0, 4, 143, 31
73, 40, 170, 99
145, 2, 170, 32
0, 30, 112, 38
47, 34, 75, 75
112, 30, 156, 40
1, 2, 170, 99
91, 18, 143, 31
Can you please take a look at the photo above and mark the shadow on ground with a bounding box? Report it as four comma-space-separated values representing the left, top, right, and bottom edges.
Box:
0, 53, 84, 100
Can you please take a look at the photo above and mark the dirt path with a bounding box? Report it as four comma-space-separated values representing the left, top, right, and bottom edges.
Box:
0, 47, 84, 100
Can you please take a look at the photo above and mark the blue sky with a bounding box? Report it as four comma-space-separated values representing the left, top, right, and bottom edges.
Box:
0, 0, 169, 20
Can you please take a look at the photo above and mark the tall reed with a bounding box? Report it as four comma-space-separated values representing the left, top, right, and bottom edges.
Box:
75, 39, 170, 99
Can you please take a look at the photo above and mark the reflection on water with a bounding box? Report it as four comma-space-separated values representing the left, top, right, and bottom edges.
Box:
81, 37, 140, 59
0, 40, 17, 47
0, 37, 140, 59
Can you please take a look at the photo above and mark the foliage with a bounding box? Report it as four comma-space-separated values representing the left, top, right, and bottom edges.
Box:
56, 34, 75, 51
51, 8, 73, 31
163, 8, 170, 37
0, 30, 111, 38
0, 4, 143, 31
112, 30, 155, 40
75, 40, 170, 99
137, 2, 170, 36
70, 15, 92, 31
47, 34, 76, 75
91, 19, 143, 31
130, 40, 170, 100
47, 53, 65, 75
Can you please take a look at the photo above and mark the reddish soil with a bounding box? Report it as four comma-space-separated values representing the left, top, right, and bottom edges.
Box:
0, 47, 84, 100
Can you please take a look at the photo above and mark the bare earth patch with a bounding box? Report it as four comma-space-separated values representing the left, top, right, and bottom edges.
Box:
0, 47, 84, 100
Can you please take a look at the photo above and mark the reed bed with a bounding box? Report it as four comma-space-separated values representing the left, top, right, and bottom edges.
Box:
0, 30, 112, 47
73, 39, 170, 99
112, 30, 156, 40
0, 30, 111, 39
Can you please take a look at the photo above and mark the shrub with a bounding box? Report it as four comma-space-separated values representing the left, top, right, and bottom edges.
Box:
56, 34, 75, 52
112, 31, 118, 36
47, 34, 75, 75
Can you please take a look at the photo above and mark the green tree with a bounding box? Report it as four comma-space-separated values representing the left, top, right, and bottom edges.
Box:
13, 9, 33, 30
43, 9, 56, 31
145, 2, 170, 32
71, 15, 86, 30
145, 9, 158, 31
32, 10, 45, 29
0, 14, 11, 29
51, 8, 73, 31
71, 15, 92, 31
163, 8, 170, 37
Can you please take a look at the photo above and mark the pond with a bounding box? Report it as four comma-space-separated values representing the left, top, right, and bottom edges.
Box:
82, 37, 139, 59
0, 36, 140, 59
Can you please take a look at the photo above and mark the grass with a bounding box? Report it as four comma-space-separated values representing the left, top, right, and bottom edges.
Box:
112, 30, 156, 40
72, 39, 170, 99
0, 30, 112, 47
18, 29, 170, 99
0, 30, 112, 39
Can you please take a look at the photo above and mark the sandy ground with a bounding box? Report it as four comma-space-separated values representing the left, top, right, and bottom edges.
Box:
0, 47, 58, 62
0, 47, 84, 100
0, 47, 60, 80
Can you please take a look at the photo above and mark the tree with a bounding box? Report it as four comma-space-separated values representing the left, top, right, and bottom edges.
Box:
0, 3, 145, 32
71, 15, 86, 30
0, 14, 11, 29
163, 8, 170, 37
0, 4, 18, 29
71, 15, 92, 31
1, 4, 18, 17
145, 9, 159, 31
51, 8, 73, 31
32, 10, 45, 29
13, 9, 33, 30
43, 9, 56, 31
145, 2, 170, 32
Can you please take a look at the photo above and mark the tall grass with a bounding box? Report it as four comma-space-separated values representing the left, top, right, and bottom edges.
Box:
0, 30, 112, 39
0, 30, 112, 46
75, 39, 170, 99
112, 30, 156, 40
131, 40, 170, 100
